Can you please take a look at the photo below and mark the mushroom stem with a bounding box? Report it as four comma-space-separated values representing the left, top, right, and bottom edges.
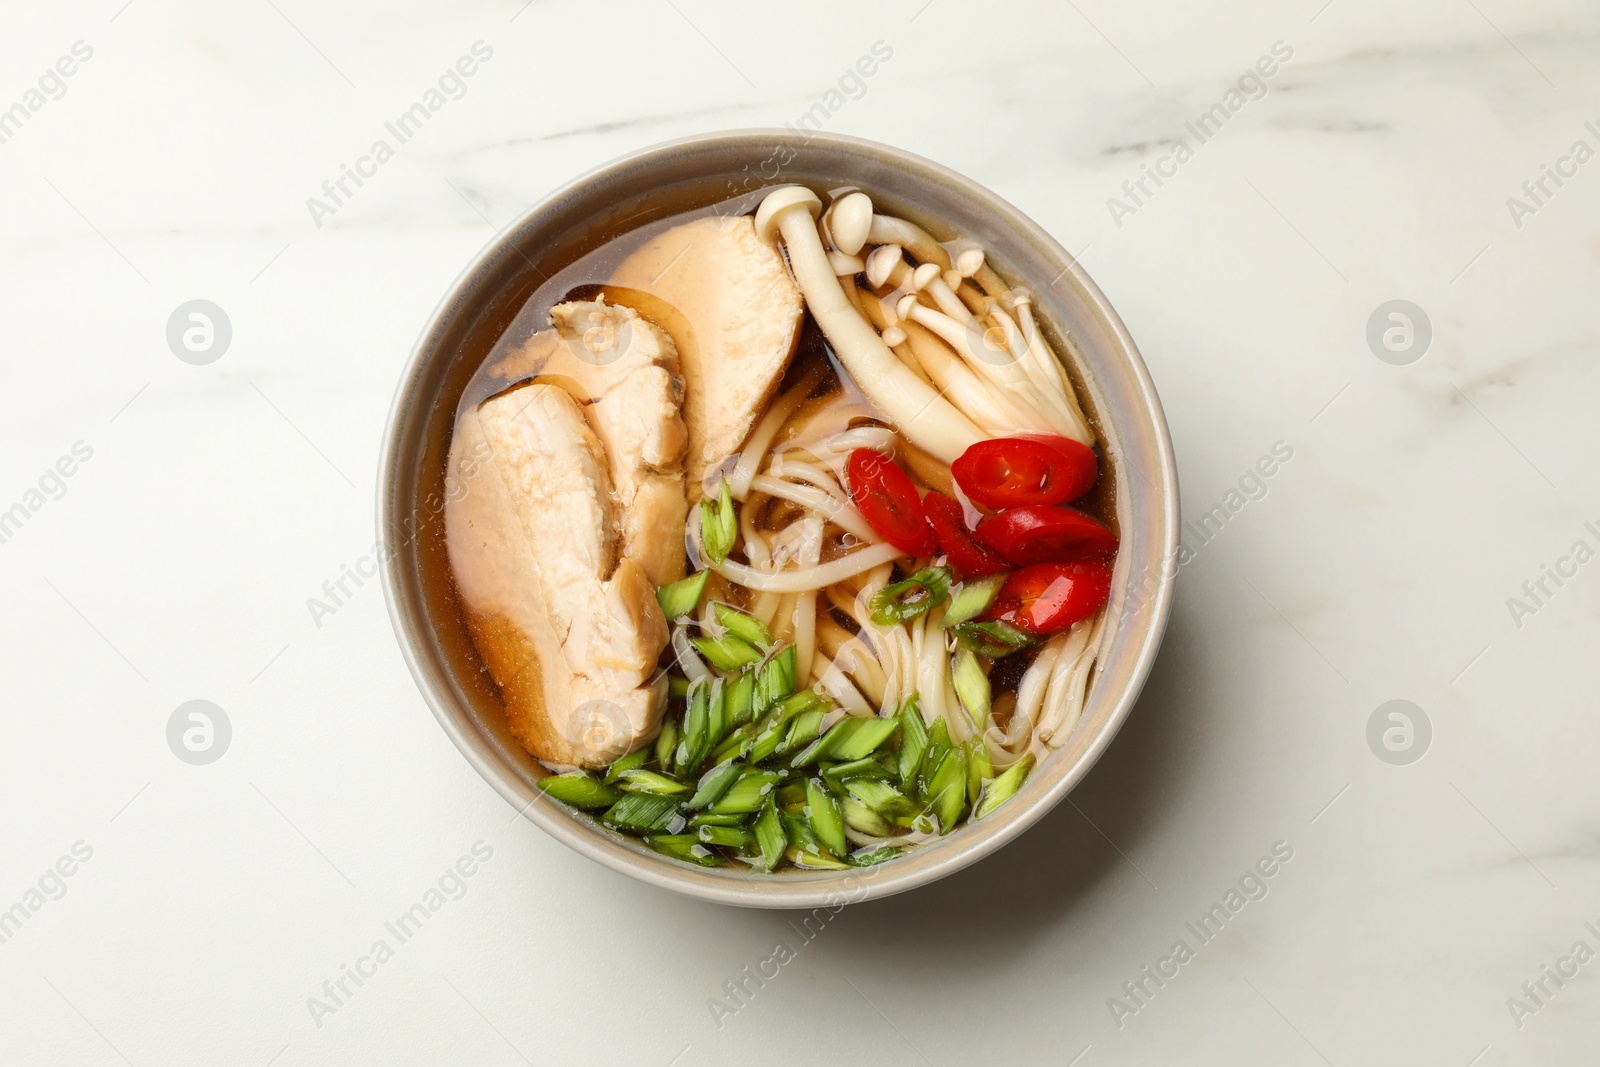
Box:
867, 214, 952, 271
756, 187, 982, 464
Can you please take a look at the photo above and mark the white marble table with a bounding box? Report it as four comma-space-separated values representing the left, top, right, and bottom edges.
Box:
3, 1, 1596, 1063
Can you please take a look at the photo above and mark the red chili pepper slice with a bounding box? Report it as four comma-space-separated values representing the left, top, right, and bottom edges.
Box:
846, 449, 936, 556
974, 505, 1118, 565
922, 491, 1010, 579
985, 561, 1112, 635
952, 434, 1098, 510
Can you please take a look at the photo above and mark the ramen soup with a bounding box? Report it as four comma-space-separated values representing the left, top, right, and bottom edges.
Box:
443, 182, 1117, 872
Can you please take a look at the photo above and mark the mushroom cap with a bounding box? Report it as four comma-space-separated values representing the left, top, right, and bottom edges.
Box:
955, 247, 986, 277
864, 244, 902, 289
911, 262, 941, 291
754, 184, 822, 244
829, 191, 874, 256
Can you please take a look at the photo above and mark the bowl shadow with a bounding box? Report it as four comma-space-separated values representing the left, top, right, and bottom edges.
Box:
817, 588, 1200, 960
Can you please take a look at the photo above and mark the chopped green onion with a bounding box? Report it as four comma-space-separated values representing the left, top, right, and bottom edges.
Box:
827, 716, 900, 761
747, 717, 791, 766
822, 756, 896, 787
919, 716, 952, 799
925, 745, 969, 833
604, 746, 650, 784
706, 770, 785, 815
952, 648, 991, 727
687, 761, 746, 809
975, 754, 1035, 819
675, 680, 712, 774
781, 813, 821, 852
778, 708, 826, 756
538, 772, 622, 811
714, 603, 772, 648
616, 769, 691, 796
953, 619, 1036, 659
709, 722, 758, 766
691, 633, 763, 672
688, 811, 750, 828
603, 793, 684, 832
695, 824, 755, 849
869, 566, 953, 625
844, 778, 919, 824
644, 833, 724, 866
805, 779, 848, 856
705, 677, 728, 748
782, 814, 848, 869
654, 719, 678, 769
897, 699, 928, 790
753, 796, 786, 870
701, 480, 737, 564
966, 737, 993, 805
941, 573, 1007, 628
841, 796, 897, 836
792, 714, 899, 767
849, 846, 905, 867
656, 570, 710, 620
725, 669, 756, 728
667, 676, 691, 699
786, 845, 850, 870
753, 645, 798, 714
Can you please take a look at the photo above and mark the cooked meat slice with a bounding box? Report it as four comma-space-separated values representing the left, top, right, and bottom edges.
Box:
606, 214, 803, 500
490, 299, 689, 585
447, 384, 669, 768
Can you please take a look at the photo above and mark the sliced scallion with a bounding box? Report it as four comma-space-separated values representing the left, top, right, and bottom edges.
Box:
688, 811, 750, 828
869, 566, 953, 626
687, 760, 746, 810
753, 796, 786, 870
953, 619, 1036, 659
821, 756, 896, 787
725, 669, 756, 728
849, 846, 904, 867
975, 754, 1035, 820
602, 793, 683, 832
714, 603, 772, 648
538, 772, 622, 811
654, 719, 678, 769
701, 480, 737, 564
695, 824, 754, 849
805, 779, 848, 856
778, 708, 826, 757
966, 737, 993, 805
706, 770, 785, 815
841, 795, 897, 836
941, 573, 1007, 628
925, 746, 969, 833
644, 833, 724, 866
656, 570, 710, 620
897, 698, 928, 790
952, 647, 991, 727
615, 769, 691, 796
691, 633, 763, 672
844, 778, 919, 824
604, 746, 650, 784
920, 716, 952, 799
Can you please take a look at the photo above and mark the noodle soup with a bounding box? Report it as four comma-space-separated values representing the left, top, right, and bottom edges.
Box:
440, 182, 1117, 873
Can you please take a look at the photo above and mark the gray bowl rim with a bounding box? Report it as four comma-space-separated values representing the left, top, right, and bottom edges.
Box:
377, 128, 1179, 909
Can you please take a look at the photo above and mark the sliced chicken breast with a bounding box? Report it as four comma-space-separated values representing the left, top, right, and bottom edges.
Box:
491, 299, 689, 585
450, 301, 690, 768
606, 214, 803, 500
